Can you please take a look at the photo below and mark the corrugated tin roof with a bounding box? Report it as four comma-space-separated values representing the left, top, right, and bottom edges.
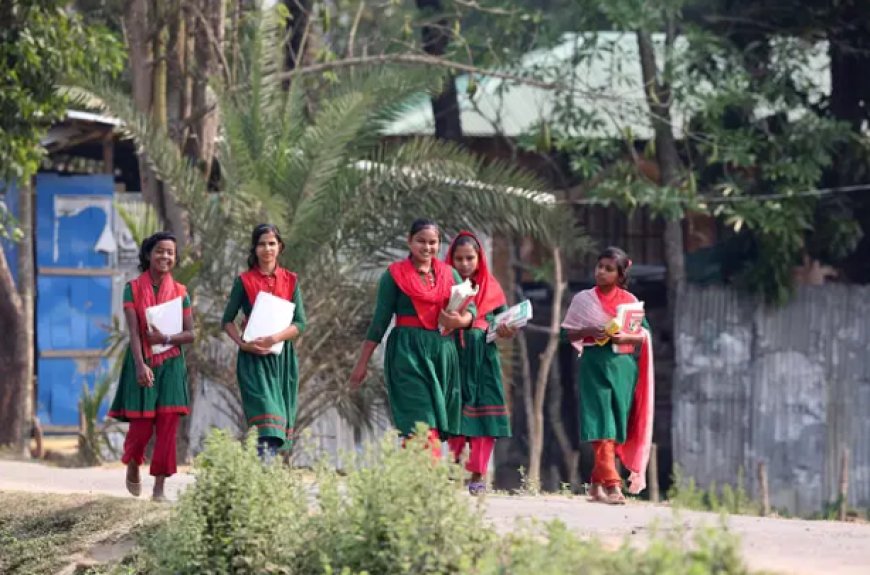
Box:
384, 32, 830, 140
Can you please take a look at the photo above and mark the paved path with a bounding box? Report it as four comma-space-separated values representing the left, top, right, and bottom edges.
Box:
2, 460, 869, 574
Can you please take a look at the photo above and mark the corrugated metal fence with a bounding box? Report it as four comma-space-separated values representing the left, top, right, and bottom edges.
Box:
673, 284, 870, 515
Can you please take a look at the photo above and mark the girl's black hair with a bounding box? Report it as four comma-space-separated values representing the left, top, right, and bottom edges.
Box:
598, 246, 631, 288
408, 218, 440, 237
452, 234, 480, 252
138, 231, 177, 272
248, 223, 285, 269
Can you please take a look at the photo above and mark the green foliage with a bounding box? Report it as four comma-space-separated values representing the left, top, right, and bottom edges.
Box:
668, 465, 758, 516
0, 0, 123, 181
137, 428, 755, 574
142, 425, 493, 574
476, 518, 751, 575
142, 431, 311, 574
77, 374, 116, 466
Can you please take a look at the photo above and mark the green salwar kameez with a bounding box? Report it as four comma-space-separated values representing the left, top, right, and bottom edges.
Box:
221, 277, 306, 450
109, 283, 191, 420
366, 269, 473, 437
454, 306, 512, 438
577, 318, 650, 443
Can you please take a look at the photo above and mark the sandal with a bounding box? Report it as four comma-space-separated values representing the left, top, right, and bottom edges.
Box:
468, 481, 487, 496
587, 483, 608, 503
125, 478, 142, 497
605, 486, 626, 505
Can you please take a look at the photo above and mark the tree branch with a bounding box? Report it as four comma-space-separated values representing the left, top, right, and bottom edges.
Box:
278, 53, 566, 91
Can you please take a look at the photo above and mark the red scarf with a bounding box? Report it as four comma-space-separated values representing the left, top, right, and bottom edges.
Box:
128, 271, 188, 368
446, 230, 506, 330
388, 257, 454, 330
239, 266, 297, 309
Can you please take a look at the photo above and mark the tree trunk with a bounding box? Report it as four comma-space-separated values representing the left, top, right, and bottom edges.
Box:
0, 249, 26, 447
527, 247, 565, 491
126, 0, 161, 211
416, 0, 462, 141
190, 0, 224, 182
546, 352, 581, 491
282, 0, 313, 75
16, 179, 35, 454
637, 29, 685, 312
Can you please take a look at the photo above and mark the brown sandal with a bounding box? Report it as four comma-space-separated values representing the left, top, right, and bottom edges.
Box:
587, 483, 608, 503
605, 486, 626, 505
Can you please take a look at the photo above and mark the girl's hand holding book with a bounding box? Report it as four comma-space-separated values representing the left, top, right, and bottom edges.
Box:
145, 327, 168, 346
241, 340, 272, 356
439, 309, 467, 331
495, 323, 518, 339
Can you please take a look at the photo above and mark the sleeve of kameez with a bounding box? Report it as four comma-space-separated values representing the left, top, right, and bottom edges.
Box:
365, 271, 398, 343
453, 268, 476, 319
292, 285, 306, 334
221, 277, 244, 325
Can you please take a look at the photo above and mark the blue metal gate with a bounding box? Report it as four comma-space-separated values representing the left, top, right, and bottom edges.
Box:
35, 173, 116, 427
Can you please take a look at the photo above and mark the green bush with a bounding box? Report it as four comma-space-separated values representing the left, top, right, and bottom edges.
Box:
142, 430, 311, 574
140, 428, 755, 574
310, 424, 494, 574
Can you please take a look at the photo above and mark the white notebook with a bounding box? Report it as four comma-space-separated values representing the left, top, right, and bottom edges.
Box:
145, 296, 184, 355
242, 291, 296, 355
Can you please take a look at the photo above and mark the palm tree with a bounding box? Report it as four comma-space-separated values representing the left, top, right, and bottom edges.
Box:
77, 6, 584, 460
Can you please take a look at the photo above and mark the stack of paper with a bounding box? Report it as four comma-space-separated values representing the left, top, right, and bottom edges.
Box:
145, 296, 184, 355
440, 279, 478, 334
486, 300, 533, 343
243, 292, 296, 355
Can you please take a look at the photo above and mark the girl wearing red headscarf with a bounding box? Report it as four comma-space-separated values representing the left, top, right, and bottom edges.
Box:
350, 219, 474, 456
561, 247, 654, 505
109, 231, 194, 501
444, 231, 515, 495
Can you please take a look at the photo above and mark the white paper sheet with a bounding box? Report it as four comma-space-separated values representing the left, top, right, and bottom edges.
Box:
145, 296, 184, 355
486, 299, 533, 343
242, 291, 296, 355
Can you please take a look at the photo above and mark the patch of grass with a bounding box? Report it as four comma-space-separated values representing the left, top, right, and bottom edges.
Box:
667, 465, 759, 516
0, 492, 166, 574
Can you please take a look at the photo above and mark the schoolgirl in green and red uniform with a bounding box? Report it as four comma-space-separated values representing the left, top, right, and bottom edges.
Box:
562, 247, 654, 505
109, 231, 194, 501
350, 219, 474, 457
445, 231, 515, 495
222, 224, 306, 459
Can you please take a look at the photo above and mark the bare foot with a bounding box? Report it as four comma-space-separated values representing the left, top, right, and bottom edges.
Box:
125, 461, 141, 497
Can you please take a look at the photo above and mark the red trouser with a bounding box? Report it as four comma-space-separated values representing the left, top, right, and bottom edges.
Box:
402, 428, 443, 461
121, 413, 181, 477
591, 439, 621, 487
447, 435, 496, 475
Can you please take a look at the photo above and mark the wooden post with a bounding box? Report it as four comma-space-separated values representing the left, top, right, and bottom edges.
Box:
757, 461, 770, 516
648, 443, 660, 503
839, 447, 850, 521
101, 130, 114, 175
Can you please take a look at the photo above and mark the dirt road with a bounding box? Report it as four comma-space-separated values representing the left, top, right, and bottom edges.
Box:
2, 460, 868, 574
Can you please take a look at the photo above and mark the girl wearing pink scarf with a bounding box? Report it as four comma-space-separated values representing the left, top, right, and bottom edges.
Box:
561, 247, 654, 504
